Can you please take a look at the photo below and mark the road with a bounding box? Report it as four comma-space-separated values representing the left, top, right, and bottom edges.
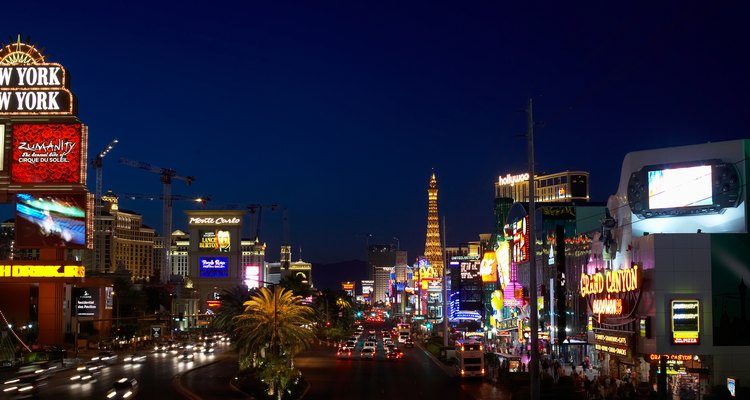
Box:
295, 323, 511, 400
1, 341, 231, 399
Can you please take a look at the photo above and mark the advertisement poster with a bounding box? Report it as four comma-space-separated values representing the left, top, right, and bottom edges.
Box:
74, 287, 99, 317
671, 300, 700, 344
11, 123, 82, 183
199, 256, 229, 278
199, 229, 231, 252
15, 193, 87, 248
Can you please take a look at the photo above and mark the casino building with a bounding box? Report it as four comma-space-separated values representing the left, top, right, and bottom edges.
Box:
584, 139, 750, 397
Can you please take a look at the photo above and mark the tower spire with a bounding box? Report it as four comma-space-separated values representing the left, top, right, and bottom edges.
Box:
424, 171, 444, 276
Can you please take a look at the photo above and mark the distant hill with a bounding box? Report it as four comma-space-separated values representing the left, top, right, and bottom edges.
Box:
312, 259, 367, 292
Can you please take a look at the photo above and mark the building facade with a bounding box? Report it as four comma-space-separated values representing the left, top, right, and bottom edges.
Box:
495, 170, 590, 203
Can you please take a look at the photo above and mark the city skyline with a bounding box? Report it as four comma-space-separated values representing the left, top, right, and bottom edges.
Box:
1, 2, 747, 264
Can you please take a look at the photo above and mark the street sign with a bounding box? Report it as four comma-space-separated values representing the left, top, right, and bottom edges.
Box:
151, 325, 162, 339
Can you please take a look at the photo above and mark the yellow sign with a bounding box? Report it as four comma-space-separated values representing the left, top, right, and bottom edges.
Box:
595, 343, 628, 357
594, 333, 629, 346
580, 264, 639, 297
0, 265, 85, 278
592, 298, 623, 315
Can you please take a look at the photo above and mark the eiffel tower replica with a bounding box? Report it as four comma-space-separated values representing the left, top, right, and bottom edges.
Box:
424, 171, 444, 276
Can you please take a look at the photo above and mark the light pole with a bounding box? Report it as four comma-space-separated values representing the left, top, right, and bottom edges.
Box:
526, 98, 540, 400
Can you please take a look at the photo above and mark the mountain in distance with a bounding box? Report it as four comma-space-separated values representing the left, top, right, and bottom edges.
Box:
312, 259, 367, 292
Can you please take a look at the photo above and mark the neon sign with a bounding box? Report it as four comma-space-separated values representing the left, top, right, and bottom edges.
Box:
510, 217, 529, 263
0, 264, 85, 278
498, 173, 530, 186
592, 298, 623, 315
580, 265, 639, 297
189, 217, 241, 225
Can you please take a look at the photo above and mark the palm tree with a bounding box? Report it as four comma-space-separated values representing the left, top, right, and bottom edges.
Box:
213, 285, 253, 337
234, 286, 315, 399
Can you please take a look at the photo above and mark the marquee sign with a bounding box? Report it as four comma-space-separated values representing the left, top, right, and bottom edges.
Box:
460, 259, 481, 281
0, 264, 85, 278
580, 264, 641, 320
0, 39, 77, 116
189, 217, 241, 225
510, 217, 529, 263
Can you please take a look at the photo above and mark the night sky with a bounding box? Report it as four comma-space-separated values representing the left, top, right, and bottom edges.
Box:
3, 1, 748, 266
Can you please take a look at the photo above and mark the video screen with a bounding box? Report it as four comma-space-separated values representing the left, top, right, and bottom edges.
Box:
11, 123, 82, 183
199, 229, 231, 252
199, 256, 229, 278
15, 193, 87, 248
648, 165, 712, 209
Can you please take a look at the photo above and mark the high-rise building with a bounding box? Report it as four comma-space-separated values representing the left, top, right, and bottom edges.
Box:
494, 170, 590, 203
90, 191, 155, 280
241, 238, 266, 288
424, 172, 444, 276
170, 230, 190, 277
368, 244, 396, 304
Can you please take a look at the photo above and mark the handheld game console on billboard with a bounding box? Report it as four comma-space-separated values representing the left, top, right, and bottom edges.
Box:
627, 159, 741, 219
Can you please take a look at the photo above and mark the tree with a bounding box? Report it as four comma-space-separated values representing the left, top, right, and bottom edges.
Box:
234, 287, 315, 398
278, 274, 313, 298
213, 286, 254, 337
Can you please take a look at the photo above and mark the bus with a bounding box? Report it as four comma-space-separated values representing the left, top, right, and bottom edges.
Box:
455, 339, 485, 378
397, 323, 410, 343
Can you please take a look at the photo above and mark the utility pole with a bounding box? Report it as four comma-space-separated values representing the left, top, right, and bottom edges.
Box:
527, 98, 540, 400
442, 216, 449, 349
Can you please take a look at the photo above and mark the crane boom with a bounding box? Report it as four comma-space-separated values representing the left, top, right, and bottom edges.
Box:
93, 138, 119, 273
118, 157, 196, 283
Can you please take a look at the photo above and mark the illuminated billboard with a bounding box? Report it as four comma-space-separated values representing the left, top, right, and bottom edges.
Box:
15, 193, 87, 248
511, 217, 529, 263
460, 260, 481, 281
199, 229, 231, 252
199, 256, 229, 278
11, 123, 83, 183
74, 287, 99, 317
671, 299, 700, 344
497, 241, 510, 289
479, 251, 498, 283
648, 166, 713, 209
244, 264, 260, 288
0, 264, 85, 278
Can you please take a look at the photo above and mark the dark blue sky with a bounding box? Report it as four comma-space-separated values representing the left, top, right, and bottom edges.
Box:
4, 1, 748, 264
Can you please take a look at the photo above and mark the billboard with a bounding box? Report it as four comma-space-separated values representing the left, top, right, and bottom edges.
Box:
74, 287, 99, 317
11, 123, 83, 183
648, 165, 713, 209
460, 260, 481, 281
510, 217, 529, 263
199, 256, 229, 278
198, 229, 231, 252
479, 251, 498, 283
671, 299, 700, 345
244, 264, 260, 288
15, 193, 87, 248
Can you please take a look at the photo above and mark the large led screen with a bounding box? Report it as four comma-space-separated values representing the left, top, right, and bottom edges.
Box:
11, 123, 82, 183
199, 256, 229, 278
15, 193, 87, 248
648, 165, 712, 209
199, 229, 231, 252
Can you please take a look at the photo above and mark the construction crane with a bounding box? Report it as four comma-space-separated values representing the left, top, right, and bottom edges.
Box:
225, 203, 278, 240
120, 193, 210, 205
92, 138, 119, 271
118, 158, 196, 283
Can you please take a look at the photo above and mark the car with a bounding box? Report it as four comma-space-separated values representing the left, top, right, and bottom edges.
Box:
381, 329, 390, 336
3, 372, 47, 398
368, 330, 376, 335
384, 338, 393, 346
91, 350, 117, 363
385, 344, 397, 354
367, 335, 376, 342
203, 346, 216, 354
176, 351, 195, 361
123, 353, 147, 363
336, 347, 353, 359
106, 377, 139, 399
345, 340, 356, 348
154, 343, 169, 353
360, 348, 375, 359
386, 348, 404, 360
363, 341, 376, 350
404, 338, 414, 348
